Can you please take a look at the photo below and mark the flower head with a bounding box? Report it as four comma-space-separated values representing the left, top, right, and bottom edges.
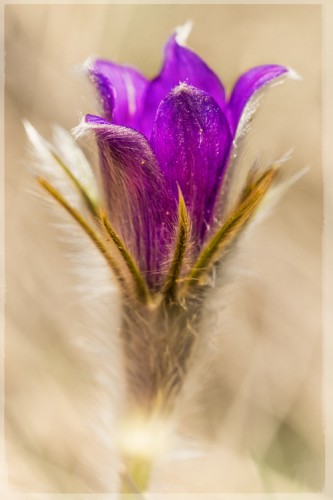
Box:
75, 24, 294, 292
26, 24, 297, 304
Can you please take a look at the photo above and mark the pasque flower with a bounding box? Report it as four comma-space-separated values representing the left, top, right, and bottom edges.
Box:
82, 26, 291, 290
25, 23, 296, 494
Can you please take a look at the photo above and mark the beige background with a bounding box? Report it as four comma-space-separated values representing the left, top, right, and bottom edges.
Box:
5, 4, 323, 494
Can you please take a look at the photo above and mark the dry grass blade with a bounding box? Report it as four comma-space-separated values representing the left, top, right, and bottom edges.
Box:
163, 189, 190, 301
37, 177, 126, 288
100, 211, 151, 304
184, 168, 278, 288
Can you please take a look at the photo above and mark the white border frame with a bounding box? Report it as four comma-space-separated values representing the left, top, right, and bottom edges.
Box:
1, 1, 332, 499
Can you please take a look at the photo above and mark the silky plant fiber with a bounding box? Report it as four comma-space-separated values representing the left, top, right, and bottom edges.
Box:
5, 4, 323, 496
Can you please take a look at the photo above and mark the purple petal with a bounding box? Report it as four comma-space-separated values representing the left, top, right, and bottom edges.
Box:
150, 84, 232, 243
89, 60, 148, 130
141, 34, 226, 139
83, 114, 174, 282
228, 64, 289, 133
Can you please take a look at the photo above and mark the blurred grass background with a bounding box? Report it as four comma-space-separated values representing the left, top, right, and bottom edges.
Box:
4, 4, 323, 494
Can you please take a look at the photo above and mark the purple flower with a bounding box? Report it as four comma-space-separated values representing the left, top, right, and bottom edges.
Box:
82, 27, 292, 288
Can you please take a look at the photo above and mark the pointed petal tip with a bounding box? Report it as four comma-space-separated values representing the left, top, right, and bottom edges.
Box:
171, 81, 192, 95
84, 56, 110, 76
84, 114, 112, 127
85, 113, 101, 123
268, 65, 302, 85
287, 67, 302, 81
175, 20, 193, 46
82, 56, 95, 74
72, 116, 90, 140
70, 56, 100, 80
